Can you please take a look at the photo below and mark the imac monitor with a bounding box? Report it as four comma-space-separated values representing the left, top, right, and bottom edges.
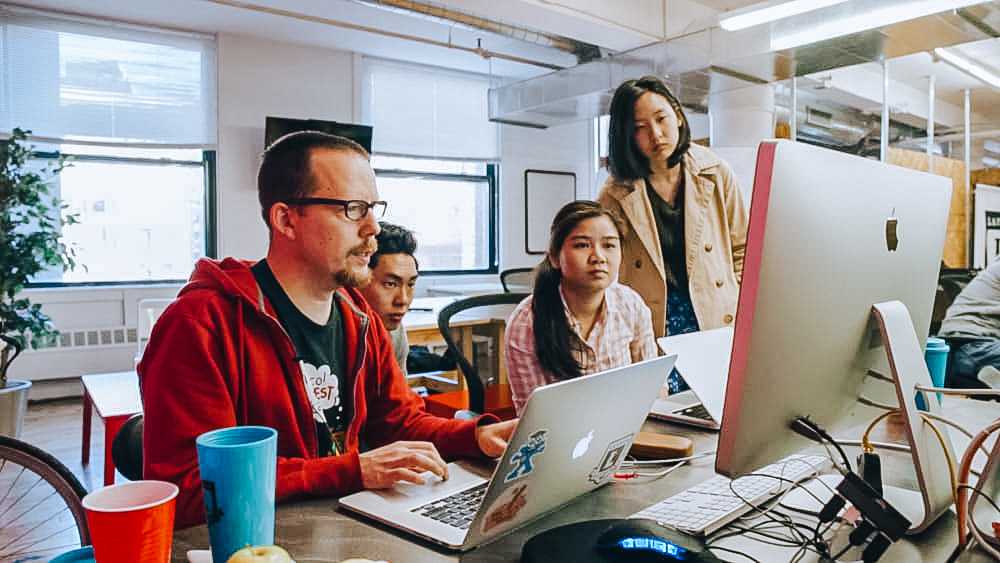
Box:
716, 141, 951, 495
265, 116, 373, 153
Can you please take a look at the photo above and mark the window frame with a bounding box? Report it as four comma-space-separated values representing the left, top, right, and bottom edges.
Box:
373, 163, 499, 276
24, 148, 218, 288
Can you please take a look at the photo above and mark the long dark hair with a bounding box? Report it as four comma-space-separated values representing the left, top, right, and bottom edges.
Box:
607, 76, 691, 182
532, 201, 626, 380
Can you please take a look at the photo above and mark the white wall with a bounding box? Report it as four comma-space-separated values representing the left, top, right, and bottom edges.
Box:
498, 120, 596, 270
15, 33, 594, 397
217, 34, 356, 260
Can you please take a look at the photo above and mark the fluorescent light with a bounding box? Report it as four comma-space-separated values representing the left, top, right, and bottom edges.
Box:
771, 0, 992, 51
719, 0, 849, 31
934, 47, 1000, 90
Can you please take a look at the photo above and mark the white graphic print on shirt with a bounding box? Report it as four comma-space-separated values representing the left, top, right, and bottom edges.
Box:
301, 360, 339, 424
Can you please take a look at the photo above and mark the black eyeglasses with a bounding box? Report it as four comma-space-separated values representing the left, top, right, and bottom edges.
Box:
286, 198, 388, 221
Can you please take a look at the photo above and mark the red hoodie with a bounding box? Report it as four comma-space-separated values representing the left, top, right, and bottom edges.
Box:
138, 258, 493, 528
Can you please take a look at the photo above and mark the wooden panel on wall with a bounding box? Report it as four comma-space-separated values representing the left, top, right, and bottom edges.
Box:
888, 148, 968, 268
971, 168, 1000, 189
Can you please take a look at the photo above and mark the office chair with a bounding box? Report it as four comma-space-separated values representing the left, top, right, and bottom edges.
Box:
499, 267, 534, 293
423, 293, 528, 420
111, 414, 144, 481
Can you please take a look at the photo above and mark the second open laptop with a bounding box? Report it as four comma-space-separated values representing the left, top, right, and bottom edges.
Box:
648, 327, 732, 430
339, 354, 677, 551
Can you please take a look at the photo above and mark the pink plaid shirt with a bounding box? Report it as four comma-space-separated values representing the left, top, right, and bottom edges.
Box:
504, 283, 657, 414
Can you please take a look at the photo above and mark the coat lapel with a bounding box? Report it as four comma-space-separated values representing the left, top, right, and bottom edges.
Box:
619, 179, 666, 282
684, 148, 718, 276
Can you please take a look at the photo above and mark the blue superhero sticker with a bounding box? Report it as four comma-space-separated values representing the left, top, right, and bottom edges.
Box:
504, 429, 548, 483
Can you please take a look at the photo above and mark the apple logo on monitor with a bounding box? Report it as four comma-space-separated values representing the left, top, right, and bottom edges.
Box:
572, 430, 594, 459
885, 215, 899, 252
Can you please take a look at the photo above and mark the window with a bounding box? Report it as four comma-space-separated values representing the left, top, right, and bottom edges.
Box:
1, 8, 218, 285
29, 145, 215, 285
373, 155, 497, 274
360, 59, 500, 274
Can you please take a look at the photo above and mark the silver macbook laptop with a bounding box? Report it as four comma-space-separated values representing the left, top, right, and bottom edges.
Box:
648, 328, 732, 430
339, 355, 677, 551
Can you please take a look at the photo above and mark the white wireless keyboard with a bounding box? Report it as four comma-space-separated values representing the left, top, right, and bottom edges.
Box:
631, 454, 831, 536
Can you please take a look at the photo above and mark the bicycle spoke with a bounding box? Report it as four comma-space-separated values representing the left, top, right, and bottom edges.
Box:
1, 487, 59, 530
0, 465, 27, 508
0, 473, 44, 519
1, 526, 78, 559
0, 505, 70, 553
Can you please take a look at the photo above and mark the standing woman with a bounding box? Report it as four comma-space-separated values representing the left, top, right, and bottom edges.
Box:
505, 201, 657, 415
598, 76, 748, 393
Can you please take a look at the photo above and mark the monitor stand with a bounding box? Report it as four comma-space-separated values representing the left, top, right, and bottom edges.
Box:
782, 301, 956, 534
869, 300, 956, 534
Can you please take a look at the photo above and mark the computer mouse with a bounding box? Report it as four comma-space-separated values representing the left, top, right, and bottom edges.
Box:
595, 519, 718, 562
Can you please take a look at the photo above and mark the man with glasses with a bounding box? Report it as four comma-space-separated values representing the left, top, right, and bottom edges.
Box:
139, 132, 516, 528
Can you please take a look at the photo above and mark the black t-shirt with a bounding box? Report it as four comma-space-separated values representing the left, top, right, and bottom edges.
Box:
646, 175, 688, 291
251, 260, 350, 456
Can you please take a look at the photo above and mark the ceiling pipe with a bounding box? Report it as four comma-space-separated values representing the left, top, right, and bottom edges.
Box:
203, 0, 566, 70
353, 0, 602, 62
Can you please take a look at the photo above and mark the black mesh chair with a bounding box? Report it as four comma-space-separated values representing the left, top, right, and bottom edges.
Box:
499, 268, 534, 293
111, 414, 144, 481
424, 293, 528, 417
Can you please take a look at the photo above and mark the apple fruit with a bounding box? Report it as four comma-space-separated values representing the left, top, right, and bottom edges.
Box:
226, 545, 293, 563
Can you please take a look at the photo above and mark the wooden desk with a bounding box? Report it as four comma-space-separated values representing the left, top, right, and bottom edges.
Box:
173, 401, 998, 562
81, 371, 143, 486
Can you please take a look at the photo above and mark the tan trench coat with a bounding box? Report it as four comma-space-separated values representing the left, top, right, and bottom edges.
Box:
597, 143, 749, 338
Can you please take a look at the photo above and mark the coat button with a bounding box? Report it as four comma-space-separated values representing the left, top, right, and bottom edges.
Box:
715, 279, 724, 288
635, 259, 642, 269
704, 243, 713, 252
723, 314, 734, 324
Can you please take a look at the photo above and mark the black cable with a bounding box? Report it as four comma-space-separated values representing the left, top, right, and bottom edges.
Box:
794, 416, 852, 473
706, 545, 764, 563
958, 484, 1000, 514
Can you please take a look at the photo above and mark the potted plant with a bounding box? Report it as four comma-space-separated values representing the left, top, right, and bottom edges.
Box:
0, 128, 79, 437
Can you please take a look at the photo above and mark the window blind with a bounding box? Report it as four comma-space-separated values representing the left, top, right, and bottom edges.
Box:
0, 6, 217, 147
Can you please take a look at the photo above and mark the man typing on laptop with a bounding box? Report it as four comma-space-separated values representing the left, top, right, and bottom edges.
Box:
139, 132, 515, 528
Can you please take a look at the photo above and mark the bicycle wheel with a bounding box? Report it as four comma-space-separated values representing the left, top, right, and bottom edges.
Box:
0, 435, 90, 562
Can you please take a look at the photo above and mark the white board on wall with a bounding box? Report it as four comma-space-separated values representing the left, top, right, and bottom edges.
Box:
525, 170, 576, 254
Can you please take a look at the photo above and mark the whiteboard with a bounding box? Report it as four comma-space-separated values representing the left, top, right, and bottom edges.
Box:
973, 183, 1000, 268
525, 169, 576, 254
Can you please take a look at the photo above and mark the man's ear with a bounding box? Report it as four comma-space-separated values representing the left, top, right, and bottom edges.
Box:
269, 202, 298, 241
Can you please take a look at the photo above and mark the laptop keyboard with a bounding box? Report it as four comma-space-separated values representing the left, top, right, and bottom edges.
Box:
677, 403, 714, 421
411, 482, 488, 530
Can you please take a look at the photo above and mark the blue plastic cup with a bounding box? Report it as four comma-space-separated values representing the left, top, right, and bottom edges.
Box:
916, 337, 950, 410
195, 426, 278, 563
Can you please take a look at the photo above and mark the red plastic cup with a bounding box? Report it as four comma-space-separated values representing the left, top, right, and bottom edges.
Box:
82, 480, 179, 563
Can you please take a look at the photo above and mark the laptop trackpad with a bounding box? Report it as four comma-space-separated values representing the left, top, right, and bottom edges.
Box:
378, 463, 488, 502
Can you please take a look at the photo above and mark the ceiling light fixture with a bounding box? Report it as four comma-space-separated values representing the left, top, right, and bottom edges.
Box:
770, 0, 993, 51
719, 0, 849, 31
933, 47, 1000, 89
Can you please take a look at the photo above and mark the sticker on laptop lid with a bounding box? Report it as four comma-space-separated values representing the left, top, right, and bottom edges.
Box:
504, 429, 548, 483
480, 482, 529, 535
589, 433, 633, 484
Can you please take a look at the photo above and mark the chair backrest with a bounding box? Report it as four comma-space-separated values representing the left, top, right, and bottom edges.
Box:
137, 298, 174, 362
499, 267, 534, 293
111, 414, 144, 481
437, 293, 529, 413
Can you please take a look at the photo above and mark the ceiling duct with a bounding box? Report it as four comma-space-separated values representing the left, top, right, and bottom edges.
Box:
489, 1, 1000, 128
354, 0, 603, 63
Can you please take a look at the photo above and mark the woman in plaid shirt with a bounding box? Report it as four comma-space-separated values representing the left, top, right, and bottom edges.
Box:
505, 201, 658, 414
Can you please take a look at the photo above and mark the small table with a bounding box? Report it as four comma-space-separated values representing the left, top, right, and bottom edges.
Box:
81, 371, 143, 486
